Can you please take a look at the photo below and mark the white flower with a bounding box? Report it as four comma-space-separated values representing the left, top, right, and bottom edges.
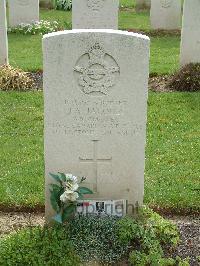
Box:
64, 174, 79, 191
65, 173, 77, 182
69, 182, 79, 191
60, 190, 79, 203
60, 192, 68, 203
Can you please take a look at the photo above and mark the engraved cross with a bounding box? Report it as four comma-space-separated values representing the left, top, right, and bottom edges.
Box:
79, 140, 112, 192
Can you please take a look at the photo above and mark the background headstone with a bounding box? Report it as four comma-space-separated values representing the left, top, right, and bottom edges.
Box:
72, 0, 119, 29
180, 0, 200, 66
43, 29, 150, 220
136, 0, 151, 10
8, 0, 39, 27
0, 0, 8, 65
150, 0, 181, 30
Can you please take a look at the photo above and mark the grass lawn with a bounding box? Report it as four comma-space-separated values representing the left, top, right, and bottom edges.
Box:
8, 33, 180, 74
3, 1, 199, 213
8, 9, 181, 74
0, 92, 199, 211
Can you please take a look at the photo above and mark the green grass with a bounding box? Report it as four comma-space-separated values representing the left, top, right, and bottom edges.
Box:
3, 1, 199, 213
9, 34, 42, 72
8, 8, 181, 74
119, 11, 150, 30
8, 31, 181, 75
0, 92, 199, 211
150, 36, 180, 74
120, 0, 135, 8
145, 92, 200, 211
0, 92, 44, 206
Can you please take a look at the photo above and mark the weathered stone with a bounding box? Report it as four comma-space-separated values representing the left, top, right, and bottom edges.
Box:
0, 0, 8, 65
43, 29, 150, 220
72, 0, 119, 29
8, 0, 39, 27
180, 0, 200, 66
150, 0, 181, 30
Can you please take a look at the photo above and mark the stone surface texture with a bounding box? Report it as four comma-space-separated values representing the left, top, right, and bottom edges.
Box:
150, 0, 181, 30
0, 0, 8, 65
180, 0, 200, 66
43, 29, 150, 220
72, 0, 119, 29
8, 0, 39, 27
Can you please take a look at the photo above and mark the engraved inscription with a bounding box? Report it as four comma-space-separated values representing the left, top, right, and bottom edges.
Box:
87, 0, 105, 11
160, 0, 173, 8
48, 99, 143, 137
79, 140, 112, 192
17, 0, 31, 6
74, 42, 120, 96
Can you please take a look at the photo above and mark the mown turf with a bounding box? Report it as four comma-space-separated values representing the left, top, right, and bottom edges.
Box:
145, 92, 200, 212
0, 92, 199, 211
8, 32, 180, 74
0, 92, 44, 206
8, 8, 181, 74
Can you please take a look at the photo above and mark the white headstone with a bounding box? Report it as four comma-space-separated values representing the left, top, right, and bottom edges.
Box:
72, 0, 119, 29
43, 29, 150, 220
180, 0, 200, 66
150, 0, 181, 30
0, 0, 8, 65
8, 0, 39, 27
136, 0, 151, 10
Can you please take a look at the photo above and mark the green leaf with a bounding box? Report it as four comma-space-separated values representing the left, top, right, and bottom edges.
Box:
50, 191, 60, 212
77, 192, 83, 199
52, 213, 62, 224
49, 173, 62, 184
50, 184, 61, 191
58, 172, 66, 182
78, 187, 93, 195
62, 205, 76, 222
50, 184, 65, 211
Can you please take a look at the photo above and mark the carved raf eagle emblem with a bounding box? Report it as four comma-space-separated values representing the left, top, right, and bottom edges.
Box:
74, 43, 120, 95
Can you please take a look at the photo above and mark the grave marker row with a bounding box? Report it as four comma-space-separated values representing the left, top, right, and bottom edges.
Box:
8, 0, 39, 27
150, 0, 181, 30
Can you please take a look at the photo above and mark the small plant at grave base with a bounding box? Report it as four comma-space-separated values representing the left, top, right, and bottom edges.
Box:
49, 173, 93, 223
117, 206, 189, 266
55, 0, 72, 11
67, 215, 129, 264
0, 65, 35, 91
8, 20, 59, 35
